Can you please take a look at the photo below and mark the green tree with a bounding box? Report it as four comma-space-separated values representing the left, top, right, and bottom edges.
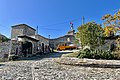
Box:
76, 22, 104, 49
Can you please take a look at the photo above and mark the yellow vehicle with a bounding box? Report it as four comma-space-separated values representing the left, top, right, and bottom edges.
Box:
57, 43, 77, 51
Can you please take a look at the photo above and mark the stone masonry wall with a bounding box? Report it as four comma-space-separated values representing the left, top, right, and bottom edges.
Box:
24, 26, 35, 36
35, 35, 49, 46
11, 24, 35, 39
50, 35, 75, 49
0, 42, 10, 58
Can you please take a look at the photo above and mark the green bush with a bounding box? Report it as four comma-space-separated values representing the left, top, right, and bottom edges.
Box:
112, 50, 120, 60
78, 48, 92, 58
77, 49, 115, 60
8, 55, 19, 61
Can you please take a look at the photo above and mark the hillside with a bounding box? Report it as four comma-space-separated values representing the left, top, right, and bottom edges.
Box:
0, 34, 9, 42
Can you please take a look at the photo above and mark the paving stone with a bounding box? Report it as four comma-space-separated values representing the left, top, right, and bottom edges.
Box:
0, 52, 120, 80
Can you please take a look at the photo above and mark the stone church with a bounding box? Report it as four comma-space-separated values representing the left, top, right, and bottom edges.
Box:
10, 24, 75, 57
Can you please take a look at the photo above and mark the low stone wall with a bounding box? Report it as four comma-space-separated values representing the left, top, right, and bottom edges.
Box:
0, 42, 10, 58
54, 57, 120, 68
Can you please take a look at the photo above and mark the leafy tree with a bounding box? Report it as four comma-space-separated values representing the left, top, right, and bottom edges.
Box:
76, 22, 104, 48
102, 10, 120, 37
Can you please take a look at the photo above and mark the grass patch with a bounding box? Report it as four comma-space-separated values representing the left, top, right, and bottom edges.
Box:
0, 58, 8, 62
112, 50, 120, 59
62, 52, 80, 57
0, 58, 4, 62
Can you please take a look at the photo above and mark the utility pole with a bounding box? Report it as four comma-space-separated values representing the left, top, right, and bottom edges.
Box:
82, 16, 85, 25
36, 26, 38, 35
48, 35, 50, 47
48, 35, 50, 39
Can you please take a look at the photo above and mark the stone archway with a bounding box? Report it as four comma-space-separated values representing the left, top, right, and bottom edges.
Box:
21, 41, 32, 57
41, 43, 44, 53
27, 42, 32, 54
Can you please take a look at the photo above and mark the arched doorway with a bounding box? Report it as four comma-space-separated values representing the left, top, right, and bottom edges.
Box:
21, 41, 32, 57
41, 43, 44, 53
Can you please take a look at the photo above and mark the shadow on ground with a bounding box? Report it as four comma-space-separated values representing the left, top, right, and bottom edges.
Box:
55, 57, 120, 69
57, 62, 120, 68
16, 51, 72, 61
0, 64, 5, 66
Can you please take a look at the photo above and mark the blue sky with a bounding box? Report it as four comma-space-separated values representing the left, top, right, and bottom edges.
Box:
0, 0, 120, 38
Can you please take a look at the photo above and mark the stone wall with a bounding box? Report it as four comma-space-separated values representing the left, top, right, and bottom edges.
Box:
0, 42, 10, 58
35, 34, 75, 49
11, 28, 24, 39
16, 37, 38, 55
50, 35, 75, 49
35, 35, 49, 46
11, 24, 36, 39
24, 26, 36, 36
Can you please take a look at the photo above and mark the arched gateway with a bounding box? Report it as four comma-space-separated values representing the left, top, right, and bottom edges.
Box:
21, 41, 32, 57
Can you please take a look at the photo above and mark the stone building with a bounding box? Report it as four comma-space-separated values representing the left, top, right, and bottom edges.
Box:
50, 32, 75, 49
11, 24, 36, 39
10, 24, 76, 57
35, 34, 49, 46
11, 24, 39, 57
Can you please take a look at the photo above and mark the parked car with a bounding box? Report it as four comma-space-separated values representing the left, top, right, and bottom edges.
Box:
57, 43, 77, 51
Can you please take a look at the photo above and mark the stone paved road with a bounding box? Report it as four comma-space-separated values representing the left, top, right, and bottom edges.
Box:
0, 51, 120, 80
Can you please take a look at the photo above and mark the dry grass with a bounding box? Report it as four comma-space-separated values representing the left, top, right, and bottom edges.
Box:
62, 52, 79, 58
112, 50, 120, 59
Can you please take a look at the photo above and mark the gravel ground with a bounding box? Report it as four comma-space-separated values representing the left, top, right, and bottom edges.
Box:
0, 51, 120, 80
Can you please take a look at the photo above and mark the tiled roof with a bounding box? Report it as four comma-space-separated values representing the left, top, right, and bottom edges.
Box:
18, 35, 39, 42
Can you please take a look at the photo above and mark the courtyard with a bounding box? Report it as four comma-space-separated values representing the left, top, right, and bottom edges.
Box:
0, 51, 120, 80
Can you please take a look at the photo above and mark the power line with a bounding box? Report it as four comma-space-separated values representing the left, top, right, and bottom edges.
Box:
37, 17, 82, 32
39, 27, 66, 31
38, 18, 81, 27
0, 24, 9, 28
0, 24, 11, 33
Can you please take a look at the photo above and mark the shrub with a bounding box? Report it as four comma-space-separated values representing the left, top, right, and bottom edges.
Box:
8, 55, 19, 61
78, 48, 92, 58
77, 49, 115, 60
112, 50, 120, 59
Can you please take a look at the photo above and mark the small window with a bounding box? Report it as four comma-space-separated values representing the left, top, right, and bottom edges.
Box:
67, 38, 70, 42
